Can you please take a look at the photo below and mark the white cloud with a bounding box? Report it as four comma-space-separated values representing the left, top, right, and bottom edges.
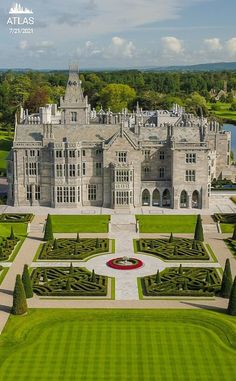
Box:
111, 37, 136, 58
204, 38, 222, 51
226, 37, 236, 56
162, 36, 184, 54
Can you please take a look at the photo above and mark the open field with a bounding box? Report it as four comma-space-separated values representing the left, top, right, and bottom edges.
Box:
208, 102, 236, 122
136, 215, 197, 233
0, 309, 235, 381
51, 215, 110, 233
220, 223, 234, 234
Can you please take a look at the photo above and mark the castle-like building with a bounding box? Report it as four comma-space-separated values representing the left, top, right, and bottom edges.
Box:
7, 65, 232, 209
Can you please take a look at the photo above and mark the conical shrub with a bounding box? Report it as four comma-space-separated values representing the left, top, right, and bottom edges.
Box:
221, 259, 233, 298
22, 264, 33, 298
194, 215, 204, 242
232, 225, 236, 240
53, 239, 58, 250
155, 270, 161, 284
91, 269, 96, 283
76, 233, 80, 243
69, 262, 74, 275
178, 264, 183, 275
169, 233, 174, 243
12, 274, 27, 315
9, 226, 15, 240
43, 214, 53, 241
228, 277, 236, 315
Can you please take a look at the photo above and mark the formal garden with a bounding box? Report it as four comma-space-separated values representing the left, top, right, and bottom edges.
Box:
140, 266, 221, 297
38, 237, 110, 260
0, 213, 34, 223
0, 309, 236, 381
0, 228, 21, 261
31, 266, 108, 297
135, 237, 209, 260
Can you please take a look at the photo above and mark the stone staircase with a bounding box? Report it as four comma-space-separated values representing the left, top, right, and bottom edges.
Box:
110, 214, 137, 233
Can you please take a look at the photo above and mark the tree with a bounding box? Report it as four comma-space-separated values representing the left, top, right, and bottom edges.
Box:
194, 215, 204, 242
9, 226, 15, 240
169, 233, 174, 243
43, 214, 53, 241
69, 262, 74, 276
221, 259, 233, 298
178, 264, 183, 275
232, 225, 236, 240
99, 84, 136, 112
228, 277, 236, 315
76, 233, 80, 243
22, 264, 33, 298
12, 274, 28, 315
91, 269, 96, 283
24, 86, 50, 113
155, 270, 161, 284
53, 239, 58, 250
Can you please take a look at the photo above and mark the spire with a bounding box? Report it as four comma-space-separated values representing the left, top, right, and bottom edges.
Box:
63, 64, 84, 103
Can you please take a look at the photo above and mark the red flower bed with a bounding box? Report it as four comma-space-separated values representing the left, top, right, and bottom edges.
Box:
106, 257, 143, 270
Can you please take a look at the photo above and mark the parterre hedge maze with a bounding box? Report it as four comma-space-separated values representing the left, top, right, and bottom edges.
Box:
39, 238, 110, 260
0, 213, 34, 223
141, 267, 221, 297
214, 213, 236, 224
0, 237, 19, 261
136, 238, 209, 260
225, 239, 236, 257
31, 267, 108, 296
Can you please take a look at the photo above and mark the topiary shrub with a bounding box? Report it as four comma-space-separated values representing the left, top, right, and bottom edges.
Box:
43, 214, 54, 241
9, 226, 15, 240
194, 214, 204, 242
221, 259, 233, 298
228, 277, 236, 315
232, 225, 236, 240
22, 264, 33, 298
12, 274, 28, 315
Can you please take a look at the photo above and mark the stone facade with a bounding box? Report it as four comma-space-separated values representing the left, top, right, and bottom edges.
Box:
7, 65, 232, 209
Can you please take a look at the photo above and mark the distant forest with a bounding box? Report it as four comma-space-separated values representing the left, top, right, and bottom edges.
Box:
1, 69, 236, 129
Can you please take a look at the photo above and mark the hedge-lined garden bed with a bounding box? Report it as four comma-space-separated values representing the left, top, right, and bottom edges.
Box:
39, 238, 110, 260
136, 238, 209, 260
0, 214, 34, 223
141, 267, 221, 297
31, 266, 108, 296
225, 239, 236, 258
0, 236, 20, 261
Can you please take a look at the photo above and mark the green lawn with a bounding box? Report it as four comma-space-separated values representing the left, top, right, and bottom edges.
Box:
0, 223, 28, 237
136, 215, 197, 233
0, 132, 13, 174
221, 223, 234, 233
51, 215, 110, 233
0, 309, 236, 381
208, 102, 236, 122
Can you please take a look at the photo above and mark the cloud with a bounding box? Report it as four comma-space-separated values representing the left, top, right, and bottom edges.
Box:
162, 36, 184, 54
226, 37, 236, 56
18, 40, 55, 56
110, 37, 136, 58
204, 38, 222, 51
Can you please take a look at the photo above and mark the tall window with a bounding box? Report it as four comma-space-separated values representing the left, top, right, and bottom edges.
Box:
35, 185, 40, 200
57, 187, 63, 203
185, 170, 196, 182
69, 150, 76, 158
82, 162, 86, 175
69, 164, 76, 177
30, 150, 35, 157
71, 112, 77, 122
56, 164, 63, 177
64, 187, 69, 203
96, 149, 102, 155
78, 187, 80, 202
186, 153, 196, 163
70, 187, 75, 203
144, 167, 151, 176
26, 185, 32, 200
88, 185, 97, 201
144, 150, 150, 160
160, 151, 165, 160
159, 167, 165, 179
115, 170, 129, 182
116, 151, 127, 163
26, 162, 37, 176
116, 191, 129, 205
78, 164, 80, 176
82, 150, 86, 157
95, 162, 102, 176
56, 150, 62, 158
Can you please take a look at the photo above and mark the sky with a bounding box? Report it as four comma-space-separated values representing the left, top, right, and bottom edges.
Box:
0, 0, 236, 69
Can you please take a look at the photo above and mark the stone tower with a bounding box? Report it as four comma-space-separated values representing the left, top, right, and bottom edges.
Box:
60, 64, 90, 125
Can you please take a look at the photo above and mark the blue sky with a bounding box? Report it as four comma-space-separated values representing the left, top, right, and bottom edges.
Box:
0, 0, 236, 69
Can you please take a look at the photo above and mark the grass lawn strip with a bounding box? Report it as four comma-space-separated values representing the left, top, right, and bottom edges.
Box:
136, 214, 197, 233
0, 267, 8, 285
0, 309, 236, 381
51, 215, 110, 233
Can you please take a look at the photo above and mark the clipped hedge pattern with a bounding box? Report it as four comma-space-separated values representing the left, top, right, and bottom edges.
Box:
39, 238, 109, 260
214, 213, 236, 224
141, 267, 221, 297
31, 267, 107, 296
226, 239, 236, 257
137, 238, 209, 260
0, 237, 19, 261
0, 213, 34, 223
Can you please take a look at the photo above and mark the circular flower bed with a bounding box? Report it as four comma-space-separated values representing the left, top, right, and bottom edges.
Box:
106, 257, 143, 270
